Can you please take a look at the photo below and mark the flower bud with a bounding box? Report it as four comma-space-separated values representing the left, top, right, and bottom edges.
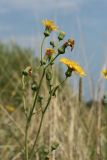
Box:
44, 29, 51, 37
31, 82, 38, 91
46, 71, 52, 81
22, 66, 32, 76
58, 43, 67, 54
38, 95, 43, 103
58, 31, 66, 41
50, 41, 55, 48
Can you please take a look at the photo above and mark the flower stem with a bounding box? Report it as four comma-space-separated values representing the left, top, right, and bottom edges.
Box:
29, 94, 52, 160
29, 78, 67, 160
22, 75, 27, 118
46, 53, 59, 69
28, 68, 46, 123
25, 123, 29, 160
29, 113, 44, 160
40, 36, 46, 65
28, 53, 59, 123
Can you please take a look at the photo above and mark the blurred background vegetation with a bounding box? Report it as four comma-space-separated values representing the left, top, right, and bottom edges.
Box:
0, 42, 107, 160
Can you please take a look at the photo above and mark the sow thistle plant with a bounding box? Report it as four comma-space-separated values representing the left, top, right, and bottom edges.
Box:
21, 19, 86, 160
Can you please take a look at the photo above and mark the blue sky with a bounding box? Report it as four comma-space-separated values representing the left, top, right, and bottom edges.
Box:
0, 0, 107, 100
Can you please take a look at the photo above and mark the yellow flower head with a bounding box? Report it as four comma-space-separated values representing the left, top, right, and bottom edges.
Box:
60, 58, 86, 77
45, 48, 56, 56
101, 69, 107, 79
42, 20, 58, 31
42, 20, 58, 37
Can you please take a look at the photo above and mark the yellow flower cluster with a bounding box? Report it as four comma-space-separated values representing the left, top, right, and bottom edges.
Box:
60, 58, 86, 77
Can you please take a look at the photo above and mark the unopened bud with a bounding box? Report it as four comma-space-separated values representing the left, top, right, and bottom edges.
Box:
58, 43, 67, 54
31, 82, 38, 91
50, 41, 55, 48
58, 31, 66, 41
46, 71, 52, 81
44, 29, 50, 37
22, 66, 32, 76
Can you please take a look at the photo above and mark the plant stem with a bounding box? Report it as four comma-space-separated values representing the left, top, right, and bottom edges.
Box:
46, 54, 59, 69
58, 77, 67, 87
29, 94, 52, 160
25, 123, 29, 160
24, 35, 46, 157
28, 68, 46, 123
40, 36, 46, 65
29, 78, 67, 160
29, 113, 44, 160
27, 53, 59, 123
22, 75, 27, 118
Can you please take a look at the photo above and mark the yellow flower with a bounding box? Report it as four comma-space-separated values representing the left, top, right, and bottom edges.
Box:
42, 19, 58, 37
60, 58, 86, 77
42, 19, 58, 31
101, 69, 107, 79
45, 48, 56, 56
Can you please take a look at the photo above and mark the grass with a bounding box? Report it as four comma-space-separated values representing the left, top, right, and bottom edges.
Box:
0, 42, 107, 160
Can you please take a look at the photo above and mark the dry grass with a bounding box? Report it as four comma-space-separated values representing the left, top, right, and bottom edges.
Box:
0, 43, 107, 160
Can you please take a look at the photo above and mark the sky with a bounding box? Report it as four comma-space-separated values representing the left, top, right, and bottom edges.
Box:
0, 0, 107, 100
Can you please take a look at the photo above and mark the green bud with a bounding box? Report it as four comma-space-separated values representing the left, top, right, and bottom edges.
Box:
58, 43, 67, 54
22, 66, 32, 76
50, 41, 55, 48
31, 82, 38, 91
46, 71, 52, 81
42, 59, 46, 65
44, 29, 50, 37
38, 96, 43, 101
42, 54, 48, 65
22, 70, 28, 76
58, 31, 66, 41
